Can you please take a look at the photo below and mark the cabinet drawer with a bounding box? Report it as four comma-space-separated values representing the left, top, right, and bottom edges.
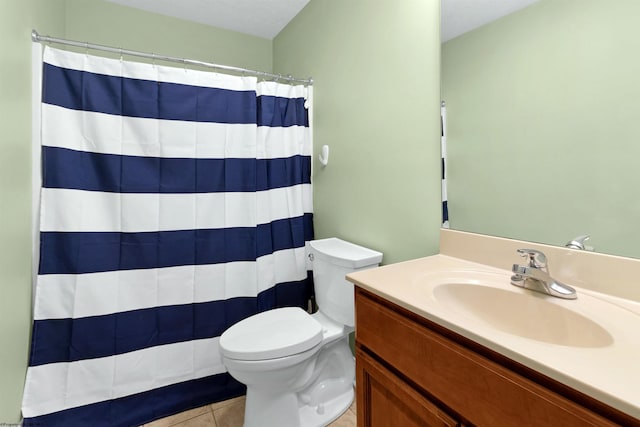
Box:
355, 288, 618, 427
357, 348, 459, 427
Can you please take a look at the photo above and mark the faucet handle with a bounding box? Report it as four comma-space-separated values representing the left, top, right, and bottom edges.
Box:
516, 248, 547, 269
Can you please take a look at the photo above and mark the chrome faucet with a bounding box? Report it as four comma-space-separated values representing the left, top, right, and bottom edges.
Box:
511, 249, 577, 299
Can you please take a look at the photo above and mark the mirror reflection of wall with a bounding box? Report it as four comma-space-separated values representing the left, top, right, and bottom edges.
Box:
441, 0, 640, 259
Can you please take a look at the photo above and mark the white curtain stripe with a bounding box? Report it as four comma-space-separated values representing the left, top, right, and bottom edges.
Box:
256, 80, 309, 98
40, 185, 312, 232
42, 104, 311, 159
33, 247, 307, 320
46, 47, 257, 92
22, 337, 225, 418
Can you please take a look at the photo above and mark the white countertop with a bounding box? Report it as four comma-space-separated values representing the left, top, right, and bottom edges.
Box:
347, 254, 640, 420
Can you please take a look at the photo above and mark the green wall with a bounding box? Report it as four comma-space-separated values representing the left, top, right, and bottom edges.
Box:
442, 0, 640, 258
274, 0, 442, 264
0, 0, 65, 421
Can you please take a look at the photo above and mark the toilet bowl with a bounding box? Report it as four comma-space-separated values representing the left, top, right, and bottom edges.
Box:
219, 238, 382, 427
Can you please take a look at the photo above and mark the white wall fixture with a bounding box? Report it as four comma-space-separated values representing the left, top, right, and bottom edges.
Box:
319, 145, 329, 167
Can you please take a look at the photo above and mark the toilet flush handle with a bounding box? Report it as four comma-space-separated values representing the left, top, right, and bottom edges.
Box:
308, 253, 314, 262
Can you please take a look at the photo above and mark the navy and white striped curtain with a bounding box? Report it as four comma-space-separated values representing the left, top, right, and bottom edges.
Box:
23, 46, 313, 426
441, 101, 449, 228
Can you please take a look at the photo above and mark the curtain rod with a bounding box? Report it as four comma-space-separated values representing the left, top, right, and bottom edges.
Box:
31, 29, 313, 86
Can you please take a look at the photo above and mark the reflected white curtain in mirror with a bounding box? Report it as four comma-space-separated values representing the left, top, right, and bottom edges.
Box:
441, 101, 449, 228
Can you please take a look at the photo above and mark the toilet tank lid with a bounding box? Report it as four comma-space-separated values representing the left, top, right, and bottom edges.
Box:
309, 238, 383, 268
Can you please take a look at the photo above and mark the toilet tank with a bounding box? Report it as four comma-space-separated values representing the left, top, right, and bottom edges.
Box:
308, 238, 383, 327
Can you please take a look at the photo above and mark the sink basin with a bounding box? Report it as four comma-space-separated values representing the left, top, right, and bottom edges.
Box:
432, 281, 613, 348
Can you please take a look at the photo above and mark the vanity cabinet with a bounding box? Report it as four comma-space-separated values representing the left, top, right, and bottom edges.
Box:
355, 287, 638, 427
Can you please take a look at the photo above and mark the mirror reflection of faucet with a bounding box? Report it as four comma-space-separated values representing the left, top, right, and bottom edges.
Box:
565, 235, 593, 251
510, 248, 577, 300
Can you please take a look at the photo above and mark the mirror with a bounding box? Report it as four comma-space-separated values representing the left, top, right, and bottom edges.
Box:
441, 0, 640, 259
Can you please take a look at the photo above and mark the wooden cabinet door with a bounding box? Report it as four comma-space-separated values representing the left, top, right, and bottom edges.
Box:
356, 348, 459, 427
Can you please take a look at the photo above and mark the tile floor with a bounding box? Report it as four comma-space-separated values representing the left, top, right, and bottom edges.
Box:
141, 393, 357, 427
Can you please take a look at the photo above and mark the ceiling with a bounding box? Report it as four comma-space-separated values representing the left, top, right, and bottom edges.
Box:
106, 0, 540, 41
105, 0, 312, 39
441, 0, 539, 42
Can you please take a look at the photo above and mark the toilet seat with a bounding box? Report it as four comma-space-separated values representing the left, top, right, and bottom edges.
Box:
220, 307, 322, 361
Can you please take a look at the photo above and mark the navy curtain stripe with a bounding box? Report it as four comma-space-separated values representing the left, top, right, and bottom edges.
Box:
257, 271, 314, 312
23, 372, 246, 427
38, 214, 314, 275
43, 64, 309, 127
42, 146, 311, 193
256, 155, 312, 191
257, 95, 309, 128
43, 63, 257, 124
29, 278, 310, 366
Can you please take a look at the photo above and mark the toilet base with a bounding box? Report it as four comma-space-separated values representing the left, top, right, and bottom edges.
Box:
243, 385, 354, 427
298, 385, 354, 427
241, 337, 355, 427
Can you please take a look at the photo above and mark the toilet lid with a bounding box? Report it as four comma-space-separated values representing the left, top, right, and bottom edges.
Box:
219, 307, 323, 361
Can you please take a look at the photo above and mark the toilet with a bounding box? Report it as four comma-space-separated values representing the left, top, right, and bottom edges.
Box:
219, 238, 383, 427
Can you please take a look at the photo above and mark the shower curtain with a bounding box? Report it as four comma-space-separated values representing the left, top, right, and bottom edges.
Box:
441, 101, 449, 228
22, 46, 313, 427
